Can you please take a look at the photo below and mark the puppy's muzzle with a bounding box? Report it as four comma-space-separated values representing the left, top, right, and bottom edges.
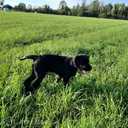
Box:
80, 64, 92, 73
85, 65, 92, 71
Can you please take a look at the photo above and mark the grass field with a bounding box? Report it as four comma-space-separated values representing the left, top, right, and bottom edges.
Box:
0, 12, 128, 128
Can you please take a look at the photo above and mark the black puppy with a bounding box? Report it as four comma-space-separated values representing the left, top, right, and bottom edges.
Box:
20, 54, 92, 95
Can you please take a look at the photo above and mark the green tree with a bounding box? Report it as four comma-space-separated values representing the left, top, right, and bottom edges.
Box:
43, 5, 51, 13
14, 3, 26, 11
99, 3, 106, 17
112, 4, 119, 18
78, 2, 86, 16
59, 0, 67, 9
71, 6, 78, 16
26, 4, 32, 12
89, 0, 100, 17
58, 0, 71, 15
124, 6, 128, 19
118, 3, 125, 18
100, 3, 113, 18
105, 3, 113, 17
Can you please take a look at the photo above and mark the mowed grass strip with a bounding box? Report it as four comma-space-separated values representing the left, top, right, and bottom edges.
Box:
0, 11, 127, 50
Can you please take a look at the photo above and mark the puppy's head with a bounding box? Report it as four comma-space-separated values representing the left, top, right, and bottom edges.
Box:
75, 54, 92, 73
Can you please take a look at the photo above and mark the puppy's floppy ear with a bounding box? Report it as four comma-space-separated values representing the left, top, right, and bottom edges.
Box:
74, 55, 82, 68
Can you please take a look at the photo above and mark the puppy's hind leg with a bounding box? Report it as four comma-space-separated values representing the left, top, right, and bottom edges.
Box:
30, 65, 46, 94
22, 71, 36, 96
63, 76, 70, 86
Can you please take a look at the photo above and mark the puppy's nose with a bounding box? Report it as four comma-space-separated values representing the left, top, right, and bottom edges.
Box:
86, 65, 92, 71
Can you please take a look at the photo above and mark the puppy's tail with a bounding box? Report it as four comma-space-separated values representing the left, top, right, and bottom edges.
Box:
20, 55, 40, 61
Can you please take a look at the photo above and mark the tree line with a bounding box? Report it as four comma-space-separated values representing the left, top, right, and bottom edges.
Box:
13, 0, 128, 20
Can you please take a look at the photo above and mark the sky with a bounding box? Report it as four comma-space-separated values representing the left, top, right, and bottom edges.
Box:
4, 0, 128, 9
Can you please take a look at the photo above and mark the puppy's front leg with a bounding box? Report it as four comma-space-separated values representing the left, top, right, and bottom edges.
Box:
63, 76, 70, 86
57, 76, 62, 83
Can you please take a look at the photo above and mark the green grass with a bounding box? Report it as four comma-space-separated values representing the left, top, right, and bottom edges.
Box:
0, 12, 128, 128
